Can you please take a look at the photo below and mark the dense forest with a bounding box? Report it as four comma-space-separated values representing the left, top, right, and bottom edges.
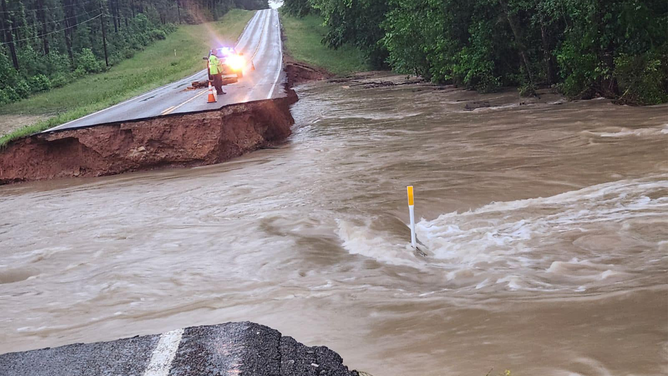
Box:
0, 0, 266, 105
283, 0, 668, 104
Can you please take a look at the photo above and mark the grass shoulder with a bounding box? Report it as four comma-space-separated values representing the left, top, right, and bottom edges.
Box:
0, 9, 255, 146
280, 13, 369, 76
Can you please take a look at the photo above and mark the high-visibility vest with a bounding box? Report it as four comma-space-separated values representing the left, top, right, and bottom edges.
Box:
209, 55, 222, 75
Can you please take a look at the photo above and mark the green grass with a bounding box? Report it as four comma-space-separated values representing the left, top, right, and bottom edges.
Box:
0, 9, 255, 146
280, 13, 369, 76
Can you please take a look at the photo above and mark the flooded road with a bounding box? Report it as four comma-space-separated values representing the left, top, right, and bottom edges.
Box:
1, 77, 667, 375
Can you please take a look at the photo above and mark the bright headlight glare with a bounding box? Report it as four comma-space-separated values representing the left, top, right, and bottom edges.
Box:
229, 55, 244, 71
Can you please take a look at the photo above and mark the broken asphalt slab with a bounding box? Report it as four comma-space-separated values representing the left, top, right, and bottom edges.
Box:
0, 321, 363, 376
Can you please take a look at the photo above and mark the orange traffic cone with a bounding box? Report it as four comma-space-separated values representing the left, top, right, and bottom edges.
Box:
207, 83, 217, 103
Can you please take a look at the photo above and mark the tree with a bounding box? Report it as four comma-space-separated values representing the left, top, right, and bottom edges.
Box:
283, 0, 668, 102
0, 0, 270, 105
1, 0, 20, 70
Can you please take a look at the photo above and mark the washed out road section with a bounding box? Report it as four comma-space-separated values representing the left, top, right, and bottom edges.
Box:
0, 8, 294, 185
0, 92, 297, 184
0, 75, 666, 375
47, 8, 284, 132
0, 322, 359, 376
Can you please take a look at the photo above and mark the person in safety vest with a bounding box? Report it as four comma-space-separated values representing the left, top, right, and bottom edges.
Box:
209, 51, 226, 95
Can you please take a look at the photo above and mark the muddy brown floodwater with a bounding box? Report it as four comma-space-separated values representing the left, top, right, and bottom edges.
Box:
0, 75, 667, 375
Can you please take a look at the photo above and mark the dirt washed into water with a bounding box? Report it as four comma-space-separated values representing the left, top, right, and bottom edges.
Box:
0, 74, 666, 375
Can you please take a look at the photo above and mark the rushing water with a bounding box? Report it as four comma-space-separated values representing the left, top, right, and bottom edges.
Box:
1, 76, 667, 375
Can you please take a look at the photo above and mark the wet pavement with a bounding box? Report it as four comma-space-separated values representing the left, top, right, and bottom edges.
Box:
47, 9, 285, 132
0, 322, 358, 376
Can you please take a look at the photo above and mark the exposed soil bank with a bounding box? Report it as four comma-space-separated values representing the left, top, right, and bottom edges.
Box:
0, 90, 297, 185
284, 58, 332, 87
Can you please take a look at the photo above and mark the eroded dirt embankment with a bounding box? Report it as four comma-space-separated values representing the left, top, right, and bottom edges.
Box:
0, 90, 298, 185
284, 60, 331, 86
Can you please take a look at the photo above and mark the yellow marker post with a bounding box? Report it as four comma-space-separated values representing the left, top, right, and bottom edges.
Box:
407, 186, 416, 248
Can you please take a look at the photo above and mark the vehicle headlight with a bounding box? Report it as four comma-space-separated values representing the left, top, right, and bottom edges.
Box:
228, 55, 245, 71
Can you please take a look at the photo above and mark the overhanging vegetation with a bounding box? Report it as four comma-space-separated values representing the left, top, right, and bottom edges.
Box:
283, 0, 668, 104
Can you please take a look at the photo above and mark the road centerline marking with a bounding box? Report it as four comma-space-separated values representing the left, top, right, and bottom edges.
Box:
250, 11, 271, 62
143, 328, 184, 376
160, 106, 176, 115
47, 9, 279, 132
45, 69, 208, 132
163, 89, 209, 115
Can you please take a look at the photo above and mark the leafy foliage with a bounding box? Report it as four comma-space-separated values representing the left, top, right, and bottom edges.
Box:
283, 0, 668, 103
308, 0, 389, 68
281, 0, 312, 17
614, 52, 668, 105
0, 9, 255, 145
281, 12, 369, 75
0, 0, 267, 106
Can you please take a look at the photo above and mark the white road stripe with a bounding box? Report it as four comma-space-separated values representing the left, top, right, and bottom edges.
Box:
245, 10, 280, 101
161, 10, 270, 115
250, 11, 271, 62
50, 9, 283, 131
236, 11, 261, 46
46, 13, 262, 133
46, 69, 207, 132
237, 11, 264, 52
143, 329, 184, 376
267, 10, 283, 100
159, 13, 264, 115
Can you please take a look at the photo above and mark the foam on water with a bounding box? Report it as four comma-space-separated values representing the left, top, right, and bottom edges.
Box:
584, 125, 668, 138
336, 219, 422, 267
325, 112, 423, 121
335, 176, 667, 292
415, 175, 668, 291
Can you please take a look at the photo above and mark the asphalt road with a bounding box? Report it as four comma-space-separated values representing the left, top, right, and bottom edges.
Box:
46, 9, 285, 132
0, 322, 359, 376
